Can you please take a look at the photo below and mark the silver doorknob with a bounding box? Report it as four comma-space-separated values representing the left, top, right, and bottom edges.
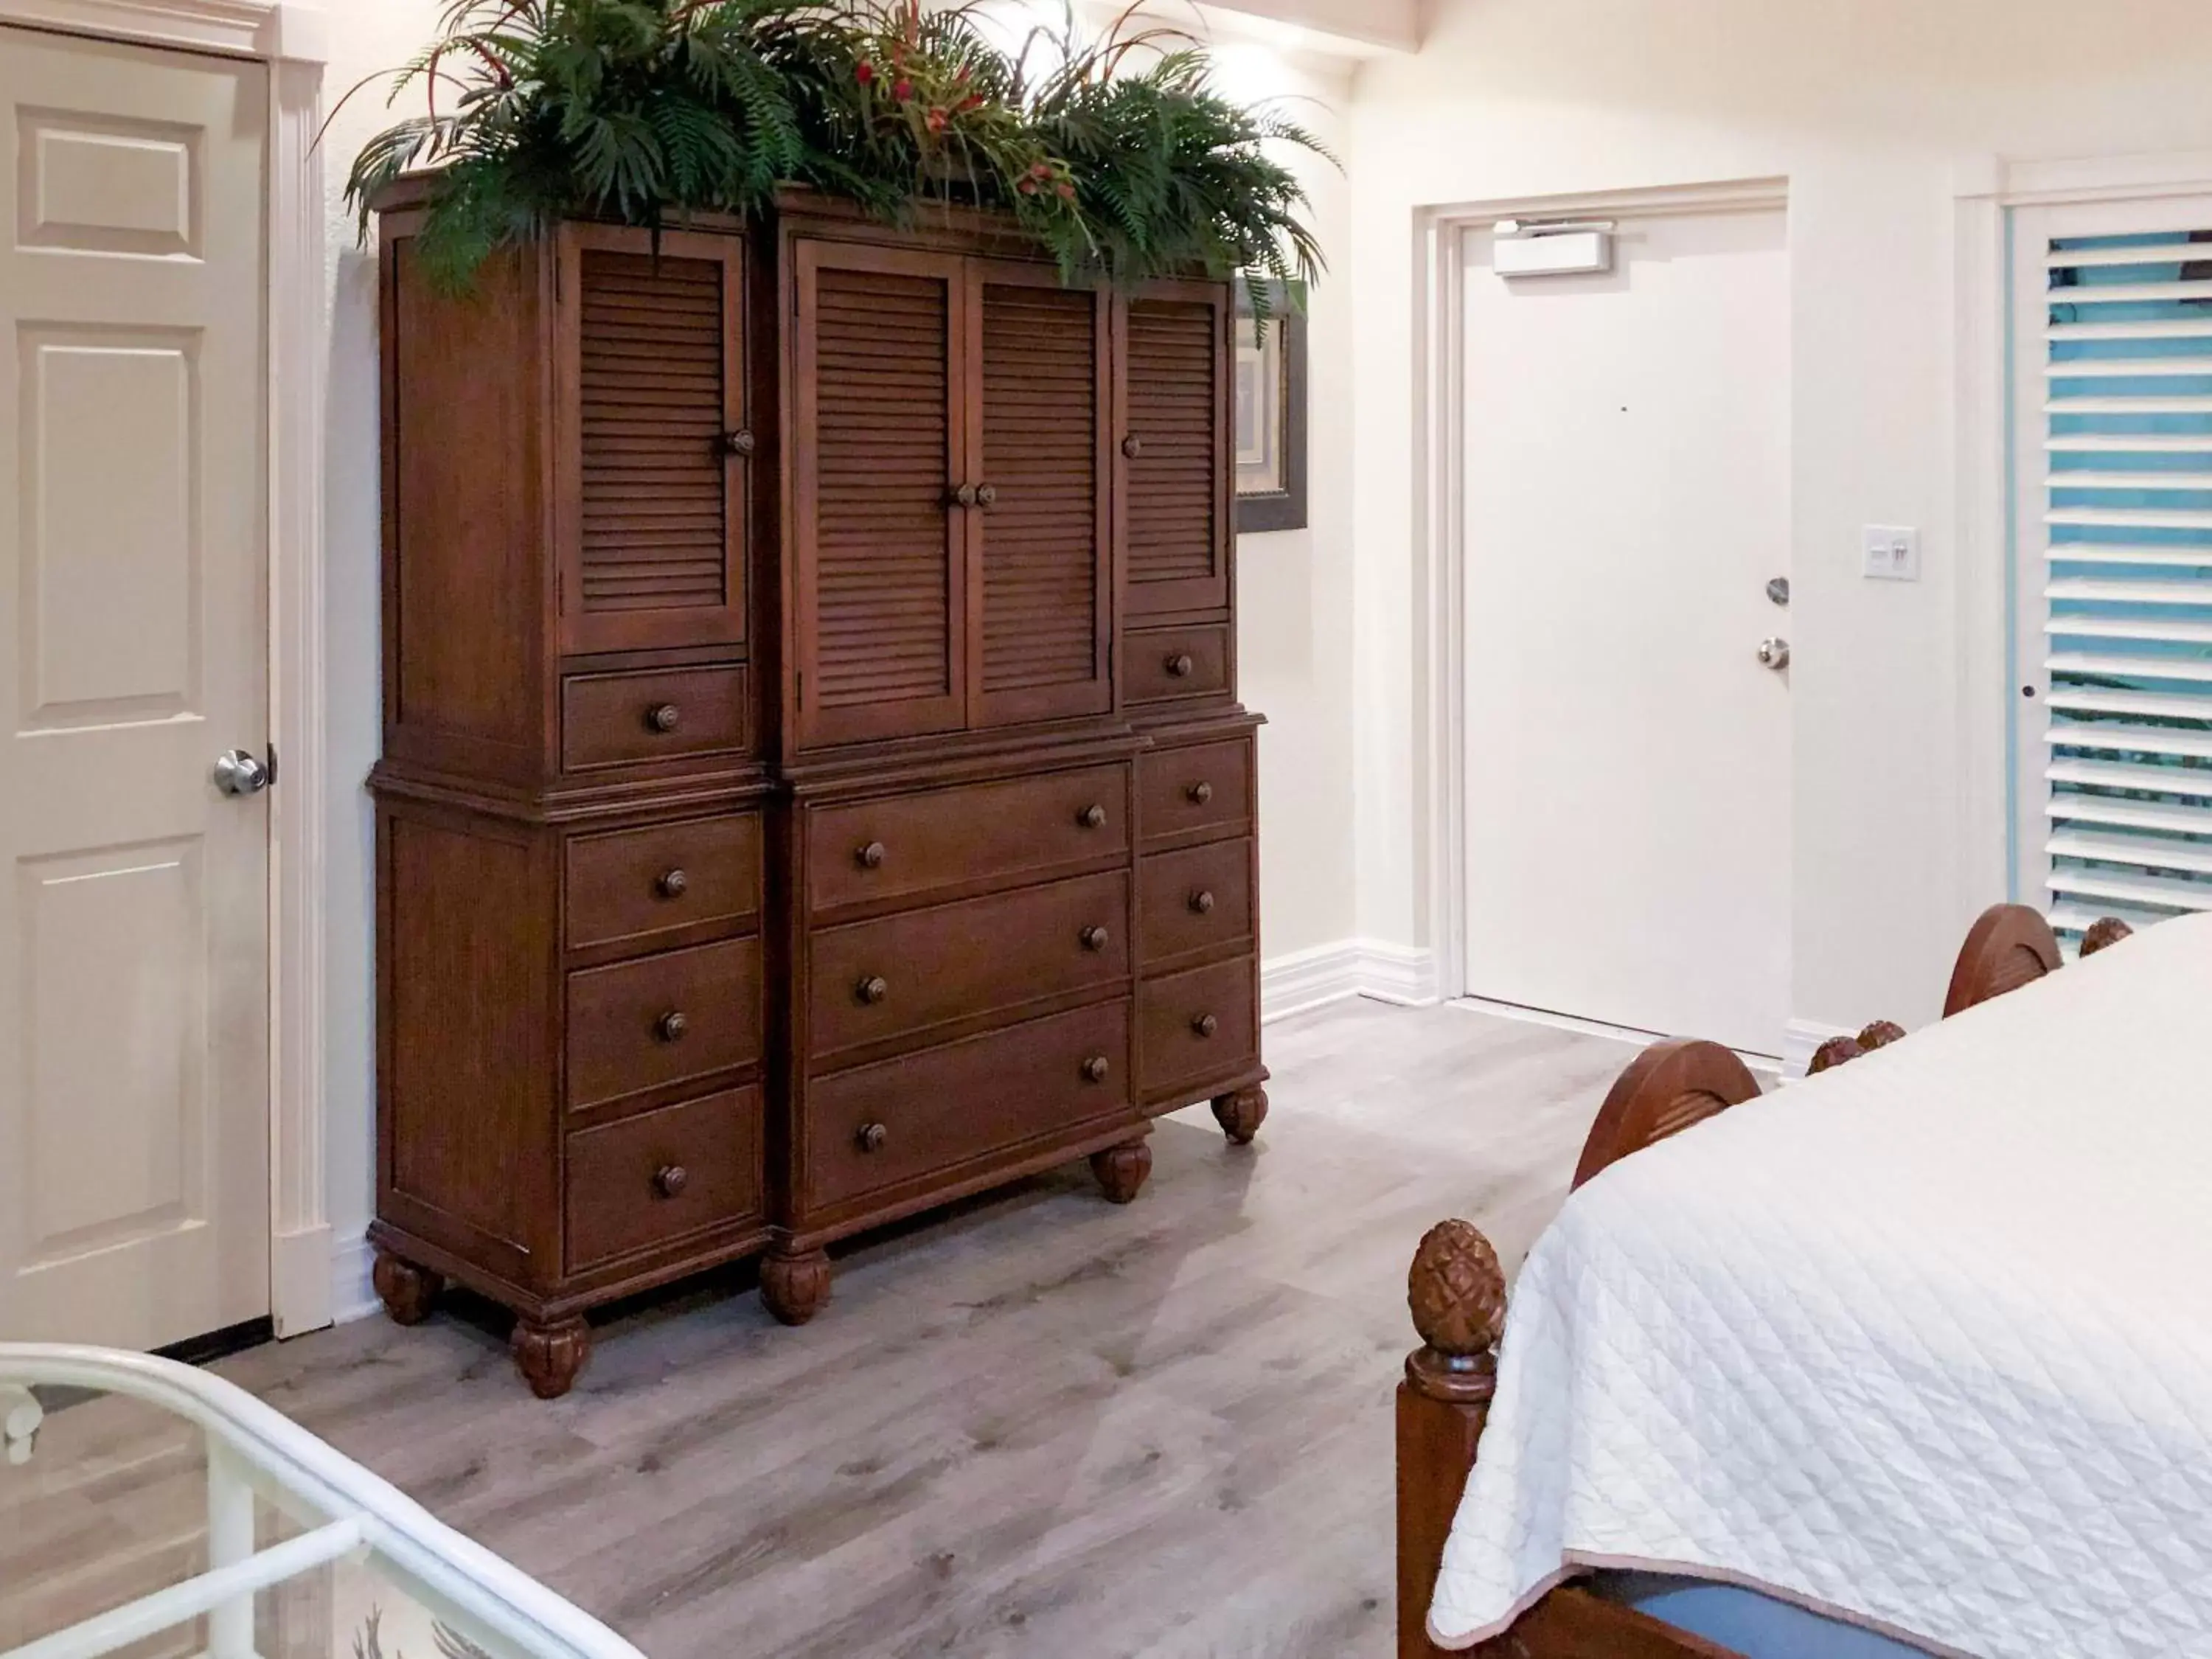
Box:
1756, 637, 1791, 671
212, 748, 271, 796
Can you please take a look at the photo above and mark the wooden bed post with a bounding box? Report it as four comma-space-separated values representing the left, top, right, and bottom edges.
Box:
1398, 1220, 1506, 1659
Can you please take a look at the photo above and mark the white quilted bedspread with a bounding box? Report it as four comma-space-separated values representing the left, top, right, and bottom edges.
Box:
1428, 912, 2212, 1657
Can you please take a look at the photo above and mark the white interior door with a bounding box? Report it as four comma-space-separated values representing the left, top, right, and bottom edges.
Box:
0, 26, 271, 1347
1461, 207, 1792, 1054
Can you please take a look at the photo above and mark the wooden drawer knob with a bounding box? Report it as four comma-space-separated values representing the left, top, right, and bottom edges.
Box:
1080, 925, 1110, 952
655, 1009, 689, 1043
857, 1122, 889, 1154
1189, 889, 1215, 915
857, 975, 889, 1005
1186, 780, 1213, 805
1165, 653, 1195, 678
647, 703, 682, 734
655, 868, 689, 899
653, 1164, 689, 1199
1082, 1055, 1110, 1083
975, 482, 998, 507
1192, 1012, 1219, 1038
1121, 435, 1143, 459
857, 841, 886, 869
1077, 804, 1107, 830
720, 428, 755, 457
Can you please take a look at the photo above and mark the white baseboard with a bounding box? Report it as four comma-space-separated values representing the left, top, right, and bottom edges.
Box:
270, 1222, 333, 1339
329, 1228, 380, 1327
1261, 938, 1440, 1023
1782, 1019, 1849, 1082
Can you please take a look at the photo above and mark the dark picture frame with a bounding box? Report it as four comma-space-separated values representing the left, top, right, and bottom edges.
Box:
1234, 280, 1308, 534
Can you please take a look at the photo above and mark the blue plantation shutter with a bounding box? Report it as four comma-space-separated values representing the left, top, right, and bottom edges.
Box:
2038, 230, 2212, 939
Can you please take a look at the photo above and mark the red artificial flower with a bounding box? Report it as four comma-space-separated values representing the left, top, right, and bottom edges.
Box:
891, 77, 913, 100
1029, 161, 1051, 180
959, 92, 984, 111
1018, 178, 1037, 195
925, 106, 947, 133
855, 60, 874, 83
1055, 181, 1075, 201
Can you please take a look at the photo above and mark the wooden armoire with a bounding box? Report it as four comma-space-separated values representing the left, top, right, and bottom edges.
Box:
366, 184, 1267, 1397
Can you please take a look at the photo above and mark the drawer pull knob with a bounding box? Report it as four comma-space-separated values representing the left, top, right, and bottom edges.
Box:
976, 482, 998, 508
1189, 889, 1215, 915
647, 703, 682, 734
857, 1122, 889, 1153
1186, 780, 1214, 806
947, 482, 979, 508
858, 975, 890, 1005
857, 840, 887, 869
655, 868, 689, 900
1165, 653, 1195, 678
1077, 804, 1107, 830
1082, 1055, 1110, 1083
1192, 1012, 1219, 1038
653, 1164, 689, 1198
1121, 435, 1144, 459
720, 428, 756, 458
1080, 925, 1111, 952
655, 1009, 689, 1043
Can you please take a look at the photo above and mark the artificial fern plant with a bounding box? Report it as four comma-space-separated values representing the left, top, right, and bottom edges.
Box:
339, 0, 1328, 320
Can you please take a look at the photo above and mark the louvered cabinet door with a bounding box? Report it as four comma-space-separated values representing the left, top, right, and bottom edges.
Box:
1119, 282, 1232, 616
558, 226, 748, 655
971, 265, 1113, 726
793, 242, 968, 746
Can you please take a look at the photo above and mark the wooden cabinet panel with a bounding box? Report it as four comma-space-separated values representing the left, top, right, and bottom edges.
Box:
565, 813, 762, 953
560, 227, 748, 655
566, 1087, 763, 1271
1138, 838, 1253, 969
1124, 622, 1229, 705
973, 267, 1111, 725
566, 937, 762, 1111
809, 872, 1129, 1060
805, 762, 1127, 914
1137, 737, 1253, 849
793, 243, 967, 745
1122, 285, 1230, 616
560, 663, 749, 771
1138, 955, 1258, 1099
805, 1002, 1130, 1210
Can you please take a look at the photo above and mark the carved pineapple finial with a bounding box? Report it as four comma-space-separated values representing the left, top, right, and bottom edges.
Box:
2080, 917, 2134, 958
1810, 1018, 1908, 1075
1857, 1020, 1906, 1051
1408, 1220, 1506, 1359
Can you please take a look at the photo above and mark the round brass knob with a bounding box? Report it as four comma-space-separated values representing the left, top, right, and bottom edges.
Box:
1080, 925, 1110, 952
1165, 653, 1194, 678
1192, 1012, 1219, 1038
1077, 804, 1107, 830
1186, 780, 1214, 806
656, 868, 689, 899
857, 1122, 889, 1153
1189, 889, 1214, 915
1121, 435, 1143, 459
655, 1010, 689, 1043
647, 703, 682, 734
976, 483, 998, 507
1082, 1055, 1110, 1083
653, 1165, 689, 1199
720, 428, 756, 458
857, 841, 886, 869
858, 975, 889, 1005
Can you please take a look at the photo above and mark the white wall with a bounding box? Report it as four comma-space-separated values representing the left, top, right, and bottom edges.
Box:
1345, 0, 2212, 1036
307, 5, 1361, 1298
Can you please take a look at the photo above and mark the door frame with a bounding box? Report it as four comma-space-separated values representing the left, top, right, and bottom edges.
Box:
0, 0, 331, 1336
1409, 176, 1790, 1004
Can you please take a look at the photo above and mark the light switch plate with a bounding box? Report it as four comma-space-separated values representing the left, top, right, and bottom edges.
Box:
1863, 525, 1920, 582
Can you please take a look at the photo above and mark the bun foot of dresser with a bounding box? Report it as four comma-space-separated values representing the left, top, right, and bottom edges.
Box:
1090, 1137, 1154, 1205
371, 1251, 441, 1327
761, 1248, 833, 1326
512, 1317, 591, 1400
1211, 1086, 1268, 1146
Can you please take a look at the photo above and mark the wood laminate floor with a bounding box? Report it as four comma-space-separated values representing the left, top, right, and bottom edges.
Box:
217, 999, 1638, 1659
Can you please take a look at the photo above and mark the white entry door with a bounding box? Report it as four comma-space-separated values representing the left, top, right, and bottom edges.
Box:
0, 26, 271, 1347
1461, 206, 1792, 1055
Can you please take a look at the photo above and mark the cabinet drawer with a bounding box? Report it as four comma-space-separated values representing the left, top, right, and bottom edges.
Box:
1138, 955, 1258, 1098
561, 663, 749, 771
566, 1087, 763, 1271
807, 763, 1128, 914
566, 813, 761, 952
1125, 625, 1228, 704
1138, 838, 1253, 968
810, 872, 1129, 1059
806, 1002, 1130, 1210
566, 937, 762, 1110
1137, 737, 1253, 847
